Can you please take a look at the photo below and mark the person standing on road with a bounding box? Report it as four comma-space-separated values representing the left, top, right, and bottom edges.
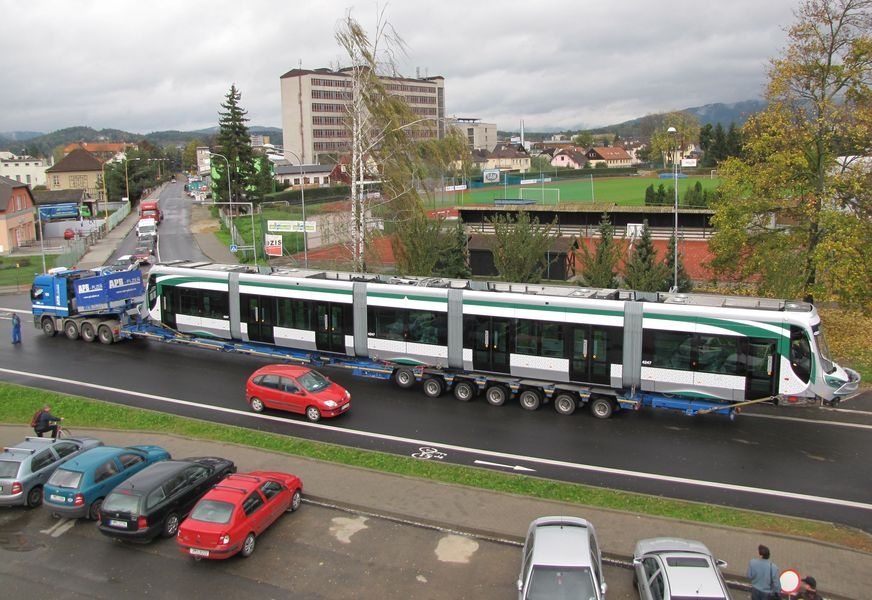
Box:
11, 312, 22, 344
747, 544, 781, 599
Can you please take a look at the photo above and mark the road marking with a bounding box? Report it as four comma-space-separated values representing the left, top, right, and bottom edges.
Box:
474, 459, 535, 472
2, 367, 871, 513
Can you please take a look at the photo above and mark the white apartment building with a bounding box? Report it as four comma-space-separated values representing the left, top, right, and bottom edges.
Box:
447, 118, 498, 152
0, 152, 49, 187
279, 67, 445, 164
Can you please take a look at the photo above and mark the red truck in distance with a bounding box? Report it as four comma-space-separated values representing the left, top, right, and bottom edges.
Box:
139, 201, 163, 223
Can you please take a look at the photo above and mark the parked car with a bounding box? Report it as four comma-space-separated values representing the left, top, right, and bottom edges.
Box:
97, 456, 236, 542
0, 436, 103, 508
246, 364, 351, 422
43, 445, 171, 520
132, 245, 154, 265
176, 471, 302, 560
517, 516, 607, 600
633, 537, 732, 600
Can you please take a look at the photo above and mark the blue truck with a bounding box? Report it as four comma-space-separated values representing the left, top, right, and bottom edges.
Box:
31, 268, 145, 344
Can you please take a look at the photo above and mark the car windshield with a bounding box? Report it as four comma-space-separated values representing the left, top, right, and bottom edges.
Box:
102, 492, 142, 514
526, 565, 597, 600
297, 370, 330, 392
47, 469, 83, 488
190, 500, 234, 524
0, 460, 22, 478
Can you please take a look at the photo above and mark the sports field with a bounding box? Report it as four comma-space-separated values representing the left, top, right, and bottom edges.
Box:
432, 174, 721, 209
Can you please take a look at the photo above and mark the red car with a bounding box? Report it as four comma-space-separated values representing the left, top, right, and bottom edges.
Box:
176, 471, 302, 560
246, 364, 351, 422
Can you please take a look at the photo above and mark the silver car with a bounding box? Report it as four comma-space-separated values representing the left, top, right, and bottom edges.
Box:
517, 515, 607, 600
0, 436, 103, 507
633, 537, 732, 600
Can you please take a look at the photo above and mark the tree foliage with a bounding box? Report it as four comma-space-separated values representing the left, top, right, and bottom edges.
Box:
487, 211, 557, 283
622, 220, 670, 291
214, 85, 254, 206
709, 0, 872, 308
577, 212, 621, 288
663, 234, 693, 293
393, 213, 470, 278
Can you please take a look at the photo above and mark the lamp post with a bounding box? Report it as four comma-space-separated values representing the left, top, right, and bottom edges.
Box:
100, 160, 110, 224
124, 157, 140, 201
281, 149, 308, 268
210, 152, 234, 246
667, 126, 679, 292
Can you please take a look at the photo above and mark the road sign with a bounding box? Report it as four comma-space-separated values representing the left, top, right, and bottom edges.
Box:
264, 234, 283, 257
230, 244, 238, 253
268, 220, 317, 233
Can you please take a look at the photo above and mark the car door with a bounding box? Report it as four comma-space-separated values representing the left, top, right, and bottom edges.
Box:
259, 480, 289, 524
279, 376, 307, 413
178, 466, 212, 516
241, 490, 270, 534
29, 448, 60, 487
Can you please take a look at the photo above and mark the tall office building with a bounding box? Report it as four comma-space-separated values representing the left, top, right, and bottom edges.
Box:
279, 67, 445, 164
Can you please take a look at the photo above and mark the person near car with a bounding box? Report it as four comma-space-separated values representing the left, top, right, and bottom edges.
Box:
34, 405, 62, 439
794, 576, 822, 600
11, 312, 22, 344
747, 544, 781, 599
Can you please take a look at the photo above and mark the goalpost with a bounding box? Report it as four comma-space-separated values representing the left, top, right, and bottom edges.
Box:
518, 187, 561, 204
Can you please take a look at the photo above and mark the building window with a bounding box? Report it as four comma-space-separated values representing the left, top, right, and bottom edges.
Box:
52, 175, 60, 187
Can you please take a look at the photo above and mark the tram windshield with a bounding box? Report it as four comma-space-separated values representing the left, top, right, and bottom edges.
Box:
812, 324, 836, 374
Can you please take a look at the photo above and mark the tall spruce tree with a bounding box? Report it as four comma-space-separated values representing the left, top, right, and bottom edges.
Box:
578, 212, 620, 288
622, 220, 670, 291
663, 234, 693, 292
214, 84, 254, 207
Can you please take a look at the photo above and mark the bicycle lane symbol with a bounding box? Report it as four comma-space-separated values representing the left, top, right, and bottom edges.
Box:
411, 446, 447, 460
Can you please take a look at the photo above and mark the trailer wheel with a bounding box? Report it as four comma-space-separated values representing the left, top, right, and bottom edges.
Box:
485, 385, 508, 406
393, 367, 416, 389
453, 381, 476, 402
63, 320, 79, 340
97, 324, 114, 345
519, 389, 542, 411
589, 396, 615, 419
41, 318, 56, 337
554, 393, 578, 416
80, 322, 97, 343
422, 377, 444, 398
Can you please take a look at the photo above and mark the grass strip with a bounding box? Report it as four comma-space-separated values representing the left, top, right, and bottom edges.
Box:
1, 382, 869, 552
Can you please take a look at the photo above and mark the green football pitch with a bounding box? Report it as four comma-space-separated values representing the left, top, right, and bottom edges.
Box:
428, 174, 721, 209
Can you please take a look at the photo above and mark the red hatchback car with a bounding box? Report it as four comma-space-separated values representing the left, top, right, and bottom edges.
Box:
246, 364, 351, 422
176, 471, 302, 560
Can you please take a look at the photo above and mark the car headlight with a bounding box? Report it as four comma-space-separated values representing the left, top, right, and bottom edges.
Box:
323, 400, 338, 408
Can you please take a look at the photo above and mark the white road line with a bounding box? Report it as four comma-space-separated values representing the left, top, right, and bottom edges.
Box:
2, 367, 871, 513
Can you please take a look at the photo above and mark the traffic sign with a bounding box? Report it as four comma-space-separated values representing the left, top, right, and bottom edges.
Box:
230, 244, 238, 253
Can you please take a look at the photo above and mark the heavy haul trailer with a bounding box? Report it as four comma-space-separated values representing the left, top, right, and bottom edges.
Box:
138, 261, 860, 419
31, 268, 146, 344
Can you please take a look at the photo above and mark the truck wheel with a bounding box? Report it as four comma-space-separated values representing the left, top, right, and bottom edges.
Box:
422, 377, 444, 398
393, 367, 416, 389
519, 389, 542, 411
589, 396, 615, 419
485, 385, 508, 406
97, 324, 114, 345
453, 381, 476, 402
554, 393, 577, 416
64, 320, 79, 340
41, 319, 56, 337
80, 322, 97, 343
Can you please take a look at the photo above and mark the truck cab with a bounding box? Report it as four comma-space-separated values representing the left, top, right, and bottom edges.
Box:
139, 201, 162, 223
136, 218, 158, 249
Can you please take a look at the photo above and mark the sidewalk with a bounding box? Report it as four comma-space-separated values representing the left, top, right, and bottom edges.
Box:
0, 423, 867, 599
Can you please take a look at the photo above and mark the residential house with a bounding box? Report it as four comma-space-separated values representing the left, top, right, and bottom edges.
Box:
0, 152, 50, 188
550, 148, 589, 170
474, 143, 531, 173
45, 148, 105, 204
274, 162, 335, 188
0, 175, 37, 253
585, 147, 632, 168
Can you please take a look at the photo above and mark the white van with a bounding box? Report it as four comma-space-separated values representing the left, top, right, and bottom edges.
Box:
136, 218, 156, 238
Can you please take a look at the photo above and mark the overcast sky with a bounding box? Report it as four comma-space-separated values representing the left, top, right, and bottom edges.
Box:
1, 0, 800, 136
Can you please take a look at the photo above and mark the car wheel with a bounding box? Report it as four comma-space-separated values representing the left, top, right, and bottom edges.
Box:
422, 377, 444, 398
393, 367, 416, 389
88, 498, 104, 521
25, 485, 43, 508
80, 322, 97, 343
250, 397, 265, 413
485, 385, 508, 406
519, 389, 542, 411
64, 320, 79, 340
453, 381, 476, 402
240, 532, 256, 557
97, 324, 114, 345
288, 489, 302, 512
305, 406, 322, 422
589, 396, 615, 419
41, 318, 56, 337
162, 513, 180, 538
554, 393, 577, 416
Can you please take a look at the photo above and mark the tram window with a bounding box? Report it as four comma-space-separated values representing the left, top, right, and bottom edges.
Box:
696, 334, 741, 375
276, 298, 311, 330
516, 320, 538, 355
368, 307, 406, 340
540, 323, 563, 357
789, 326, 812, 383
407, 310, 446, 345
201, 291, 229, 319
642, 330, 694, 370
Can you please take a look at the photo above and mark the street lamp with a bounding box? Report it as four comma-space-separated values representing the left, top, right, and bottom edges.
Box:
124, 157, 140, 201
667, 126, 679, 292
209, 152, 234, 246
281, 149, 308, 268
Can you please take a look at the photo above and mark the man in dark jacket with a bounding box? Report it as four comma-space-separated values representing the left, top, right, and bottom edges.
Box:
796, 576, 823, 600
34, 405, 62, 438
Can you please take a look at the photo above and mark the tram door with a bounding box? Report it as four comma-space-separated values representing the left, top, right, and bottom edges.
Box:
464, 316, 511, 374
159, 284, 176, 330
568, 325, 613, 385
745, 338, 778, 400
242, 294, 275, 344
315, 302, 347, 354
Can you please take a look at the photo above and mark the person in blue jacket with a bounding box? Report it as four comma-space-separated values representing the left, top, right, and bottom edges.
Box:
747, 544, 781, 599
11, 312, 21, 344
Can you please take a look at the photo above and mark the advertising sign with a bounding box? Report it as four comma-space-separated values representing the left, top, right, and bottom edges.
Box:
268, 220, 317, 233
264, 234, 283, 257
483, 169, 501, 183
75, 271, 144, 311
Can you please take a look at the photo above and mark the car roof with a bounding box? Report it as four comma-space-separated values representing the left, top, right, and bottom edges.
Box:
529, 517, 594, 568
1, 436, 96, 459
635, 538, 728, 599
200, 472, 278, 502
57, 445, 155, 470
109, 459, 193, 492
253, 364, 310, 377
